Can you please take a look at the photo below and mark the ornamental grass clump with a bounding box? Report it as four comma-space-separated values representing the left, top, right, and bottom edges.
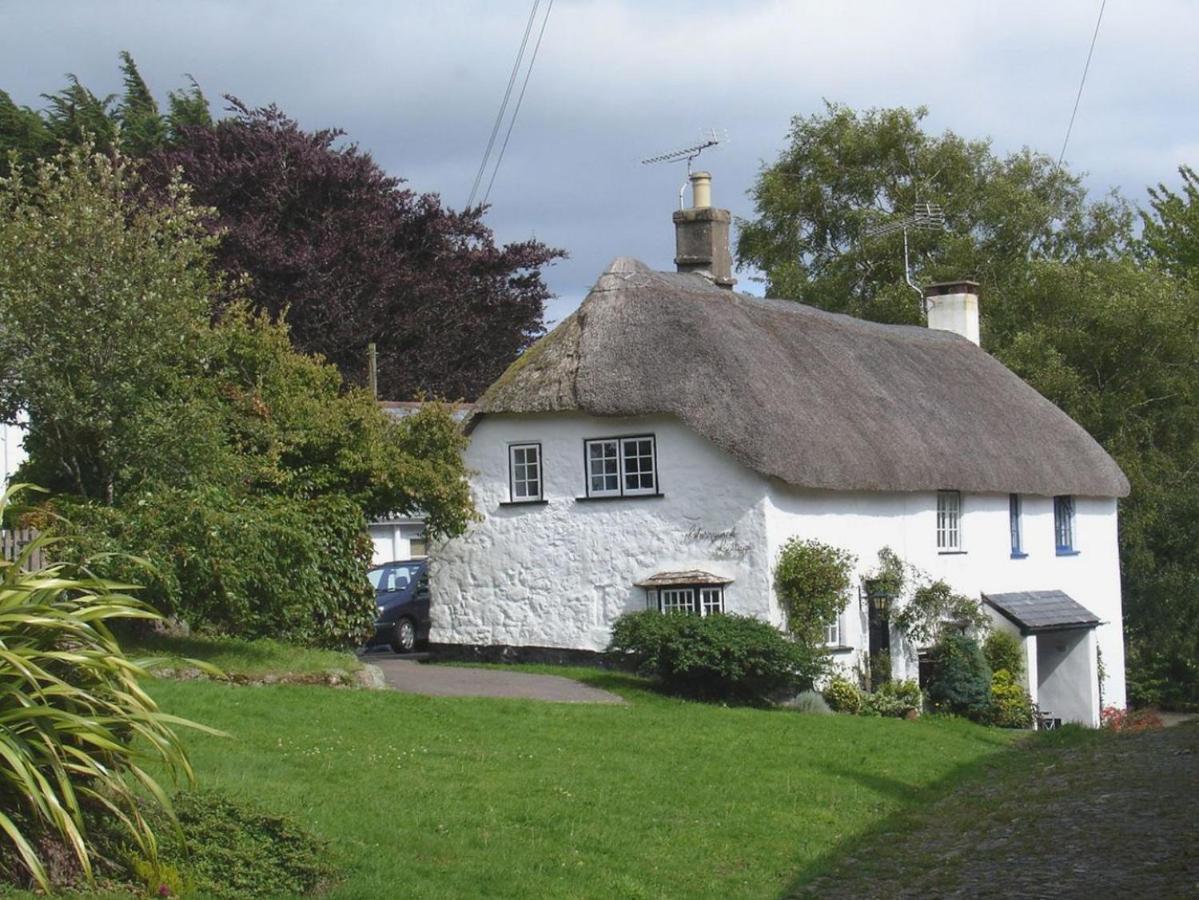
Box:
0, 495, 218, 891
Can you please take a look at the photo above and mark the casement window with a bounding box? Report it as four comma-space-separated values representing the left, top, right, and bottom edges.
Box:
936, 490, 962, 552
508, 443, 543, 502
649, 585, 724, 616
1009, 494, 1026, 558
584, 435, 657, 498
824, 615, 842, 647
1054, 495, 1077, 554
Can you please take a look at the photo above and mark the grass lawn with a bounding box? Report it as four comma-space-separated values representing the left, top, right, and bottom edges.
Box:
144, 668, 1023, 899
122, 632, 361, 678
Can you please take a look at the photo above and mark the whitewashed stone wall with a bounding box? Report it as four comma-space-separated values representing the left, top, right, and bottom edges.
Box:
430, 413, 771, 651
434, 411, 1126, 711
764, 487, 1126, 710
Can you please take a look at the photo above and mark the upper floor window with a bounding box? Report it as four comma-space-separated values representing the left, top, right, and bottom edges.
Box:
937, 490, 962, 552
1054, 495, 1077, 554
585, 435, 657, 497
1009, 493, 1026, 558
508, 443, 542, 502
824, 614, 842, 647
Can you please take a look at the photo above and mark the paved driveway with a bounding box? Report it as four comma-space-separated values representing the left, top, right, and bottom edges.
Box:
370, 658, 625, 704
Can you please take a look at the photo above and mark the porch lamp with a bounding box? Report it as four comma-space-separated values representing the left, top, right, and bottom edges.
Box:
862, 579, 897, 613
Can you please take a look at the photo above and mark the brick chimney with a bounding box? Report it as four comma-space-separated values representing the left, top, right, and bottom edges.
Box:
923, 280, 980, 345
673, 171, 735, 288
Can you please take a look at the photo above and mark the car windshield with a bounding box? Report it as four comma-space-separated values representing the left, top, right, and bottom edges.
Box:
368, 562, 423, 592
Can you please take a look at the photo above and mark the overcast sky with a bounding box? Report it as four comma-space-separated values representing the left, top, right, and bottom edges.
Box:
3, 1, 1196, 323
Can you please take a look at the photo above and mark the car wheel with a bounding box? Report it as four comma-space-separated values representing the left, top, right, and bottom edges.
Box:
391, 618, 417, 654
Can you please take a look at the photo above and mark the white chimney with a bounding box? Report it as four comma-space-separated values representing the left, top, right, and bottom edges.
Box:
924, 280, 980, 345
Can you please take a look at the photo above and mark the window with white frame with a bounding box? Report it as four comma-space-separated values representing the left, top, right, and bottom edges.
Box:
937, 490, 962, 551
1054, 495, 1076, 553
824, 615, 842, 647
648, 585, 725, 616
585, 435, 657, 497
508, 443, 542, 502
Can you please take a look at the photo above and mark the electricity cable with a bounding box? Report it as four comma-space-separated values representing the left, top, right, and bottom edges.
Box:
1058, 0, 1107, 167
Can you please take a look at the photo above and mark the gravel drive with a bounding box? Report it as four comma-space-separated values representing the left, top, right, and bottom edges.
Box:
370, 658, 626, 704
792, 720, 1198, 898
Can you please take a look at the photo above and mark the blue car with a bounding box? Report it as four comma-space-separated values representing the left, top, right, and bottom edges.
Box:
367, 560, 431, 653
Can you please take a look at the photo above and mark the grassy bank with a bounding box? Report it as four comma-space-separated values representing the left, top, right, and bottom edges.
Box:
125, 632, 362, 678
144, 673, 1020, 899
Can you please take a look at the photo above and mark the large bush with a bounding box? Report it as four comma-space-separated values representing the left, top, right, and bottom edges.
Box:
822, 676, 864, 714
773, 538, 855, 647
862, 679, 923, 718
983, 630, 1025, 677
985, 669, 1035, 729
608, 611, 823, 704
926, 633, 992, 718
0, 517, 214, 892
54, 489, 375, 648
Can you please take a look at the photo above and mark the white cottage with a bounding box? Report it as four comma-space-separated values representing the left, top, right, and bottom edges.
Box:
431, 173, 1130, 726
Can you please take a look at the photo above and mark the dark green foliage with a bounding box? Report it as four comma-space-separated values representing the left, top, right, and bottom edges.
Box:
822, 676, 863, 714
607, 611, 823, 704
1141, 165, 1199, 288
58, 490, 376, 648
773, 538, 855, 647
985, 669, 1035, 729
983, 630, 1025, 678
115, 51, 165, 156
926, 633, 992, 718
125, 790, 335, 898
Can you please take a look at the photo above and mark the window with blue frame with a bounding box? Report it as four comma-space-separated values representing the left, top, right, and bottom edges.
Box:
1054, 495, 1077, 554
1009, 493, 1026, 557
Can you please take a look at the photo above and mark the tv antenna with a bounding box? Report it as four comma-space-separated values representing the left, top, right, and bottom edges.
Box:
861, 202, 947, 307
641, 129, 726, 209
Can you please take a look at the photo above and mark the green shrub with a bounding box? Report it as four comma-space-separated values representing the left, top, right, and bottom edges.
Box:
983, 630, 1025, 677
869, 649, 892, 690
822, 676, 864, 714
926, 633, 992, 718
0, 495, 216, 892
607, 611, 824, 704
985, 669, 1035, 729
783, 690, 832, 714
773, 538, 855, 647
862, 679, 923, 717
146, 790, 337, 898
56, 488, 375, 648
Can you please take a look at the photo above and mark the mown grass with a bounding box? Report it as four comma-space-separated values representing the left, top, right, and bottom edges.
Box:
122, 632, 362, 678
136, 673, 1022, 900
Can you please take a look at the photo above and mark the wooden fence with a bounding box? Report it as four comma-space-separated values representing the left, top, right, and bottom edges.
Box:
1, 527, 45, 571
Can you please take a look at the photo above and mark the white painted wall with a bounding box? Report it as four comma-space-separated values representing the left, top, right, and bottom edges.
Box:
1036, 628, 1100, 726
430, 413, 771, 651
368, 519, 427, 565
1, 421, 26, 487
765, 487, 1125, 710
434, 411, 1126, 713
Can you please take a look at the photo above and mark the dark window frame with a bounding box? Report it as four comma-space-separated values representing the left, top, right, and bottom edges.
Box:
581, 433, 660, 499
1009, 493, 1027, 558
1054, 495, 1079, 555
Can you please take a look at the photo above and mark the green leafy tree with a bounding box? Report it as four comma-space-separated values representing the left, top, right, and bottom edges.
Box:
773, 538, 856, 647
738, 102, 1130, 327
115, 51, 166, 156
1141, 165, 1199, 287
0, 147, 474, 645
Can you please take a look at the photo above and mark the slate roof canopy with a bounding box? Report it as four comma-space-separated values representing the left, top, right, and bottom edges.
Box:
474, 258, 1130, 498
983, 590, 1102, 634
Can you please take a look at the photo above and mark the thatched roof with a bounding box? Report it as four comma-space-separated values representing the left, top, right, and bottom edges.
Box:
634, 570, 734, 588
476, 258, 1129, 498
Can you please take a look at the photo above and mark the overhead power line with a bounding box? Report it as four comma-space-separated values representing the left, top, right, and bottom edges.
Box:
467, 0, 540, 208
483, 0, 554, 206
1058, 0, 1107, 167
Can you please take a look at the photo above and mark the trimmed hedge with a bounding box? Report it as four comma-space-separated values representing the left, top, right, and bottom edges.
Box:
608, 611, 824, 704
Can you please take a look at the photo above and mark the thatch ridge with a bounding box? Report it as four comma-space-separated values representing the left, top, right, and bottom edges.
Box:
476, 258, 1129, 498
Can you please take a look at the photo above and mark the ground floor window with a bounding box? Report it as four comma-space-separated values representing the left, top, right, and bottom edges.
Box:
648, 585, 725, 616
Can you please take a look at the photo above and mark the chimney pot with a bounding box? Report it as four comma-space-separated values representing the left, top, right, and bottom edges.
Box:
689, 171, 712, 209
923, 280, 980, 345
